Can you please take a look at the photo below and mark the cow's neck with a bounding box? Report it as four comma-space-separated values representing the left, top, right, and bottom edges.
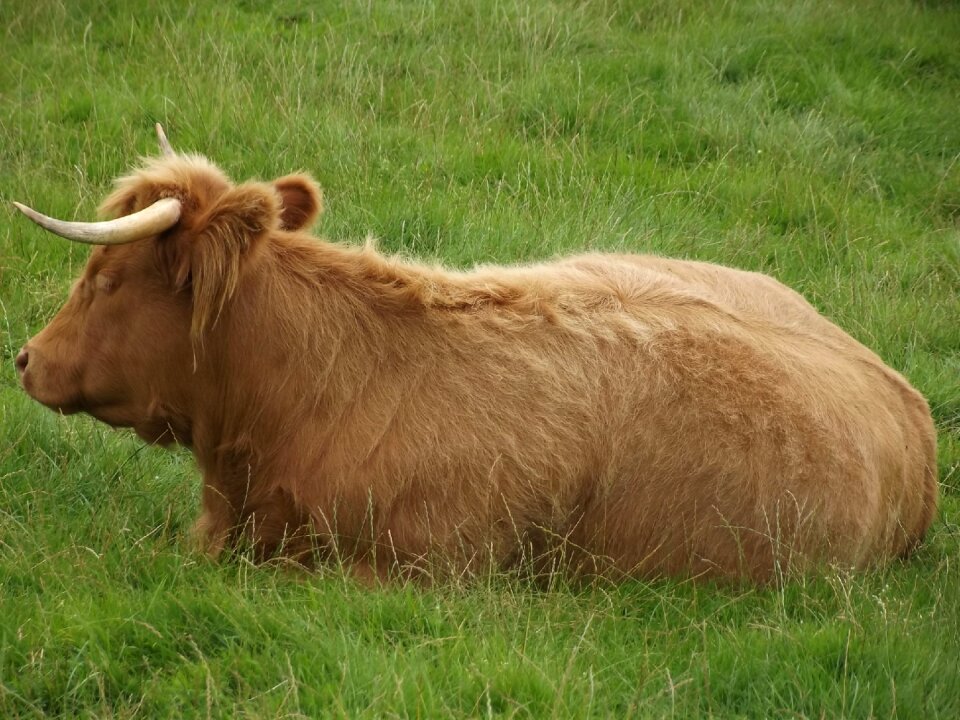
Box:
186, 235, 413, 499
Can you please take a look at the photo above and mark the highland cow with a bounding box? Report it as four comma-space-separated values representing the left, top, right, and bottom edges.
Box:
13, 127, 938, 583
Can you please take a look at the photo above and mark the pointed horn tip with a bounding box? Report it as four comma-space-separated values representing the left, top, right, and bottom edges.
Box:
155, 123, 175, 157
12, 200, 58, 228
12, 201, 38, 220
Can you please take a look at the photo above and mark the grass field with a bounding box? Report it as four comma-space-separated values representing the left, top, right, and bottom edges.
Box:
1, 0, 959, 716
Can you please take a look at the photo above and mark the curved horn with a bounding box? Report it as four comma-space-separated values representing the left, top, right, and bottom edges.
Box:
156, 123, 175, 157
12, 197, 182, 245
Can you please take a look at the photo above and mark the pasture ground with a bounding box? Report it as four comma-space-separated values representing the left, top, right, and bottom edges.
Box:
1, 0, 958, 716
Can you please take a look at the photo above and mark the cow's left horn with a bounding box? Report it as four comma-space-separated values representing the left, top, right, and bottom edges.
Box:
12, 197, 182, 245
155, 123, 175, 157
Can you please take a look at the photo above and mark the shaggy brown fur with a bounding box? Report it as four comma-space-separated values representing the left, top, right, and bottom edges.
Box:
17, 154, 938, 583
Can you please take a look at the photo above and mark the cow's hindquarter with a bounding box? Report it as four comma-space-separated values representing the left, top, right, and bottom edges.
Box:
570, 315, 937, 581
870, 363, 938, 557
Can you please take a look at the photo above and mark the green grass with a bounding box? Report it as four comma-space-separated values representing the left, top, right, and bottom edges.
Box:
1, 0, 959, 716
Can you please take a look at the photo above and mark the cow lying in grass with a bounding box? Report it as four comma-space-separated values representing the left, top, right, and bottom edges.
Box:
13, 126, 938, 583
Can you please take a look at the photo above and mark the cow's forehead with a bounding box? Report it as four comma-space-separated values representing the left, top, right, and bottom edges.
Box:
83, 246, 110, 273
82, 243, 139, 277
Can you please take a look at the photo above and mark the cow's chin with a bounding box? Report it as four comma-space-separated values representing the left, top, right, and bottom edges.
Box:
20, 372, 79, 414
84, 405, 189, 448
25, 377, 191, 448
45, 400, 84, 416
86, 404, 190, 447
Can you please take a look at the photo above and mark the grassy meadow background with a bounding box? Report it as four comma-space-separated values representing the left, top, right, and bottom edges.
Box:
1, 0, 959, 716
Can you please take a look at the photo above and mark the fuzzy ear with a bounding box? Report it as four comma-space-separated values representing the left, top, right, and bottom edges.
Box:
165, 182, 281, 337
99, 184, 140, 218
273, 173, 323, 231
200, 181, 281, 244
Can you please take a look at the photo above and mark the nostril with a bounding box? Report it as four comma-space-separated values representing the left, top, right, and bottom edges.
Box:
15, 348, 29, 373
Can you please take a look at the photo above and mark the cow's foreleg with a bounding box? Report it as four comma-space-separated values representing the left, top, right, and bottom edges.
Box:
191, 483, 235, 558
237, 489, 316, 566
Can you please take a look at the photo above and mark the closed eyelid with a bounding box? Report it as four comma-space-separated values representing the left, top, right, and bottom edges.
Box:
95, 274, 117, 292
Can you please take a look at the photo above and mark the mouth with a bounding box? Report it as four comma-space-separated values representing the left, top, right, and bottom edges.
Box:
20, 372, 85, 416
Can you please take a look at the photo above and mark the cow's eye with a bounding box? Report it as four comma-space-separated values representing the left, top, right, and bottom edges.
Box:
95, 275, 118, 293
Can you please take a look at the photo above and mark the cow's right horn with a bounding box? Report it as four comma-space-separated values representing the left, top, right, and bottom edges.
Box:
12, 197, 182, 245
